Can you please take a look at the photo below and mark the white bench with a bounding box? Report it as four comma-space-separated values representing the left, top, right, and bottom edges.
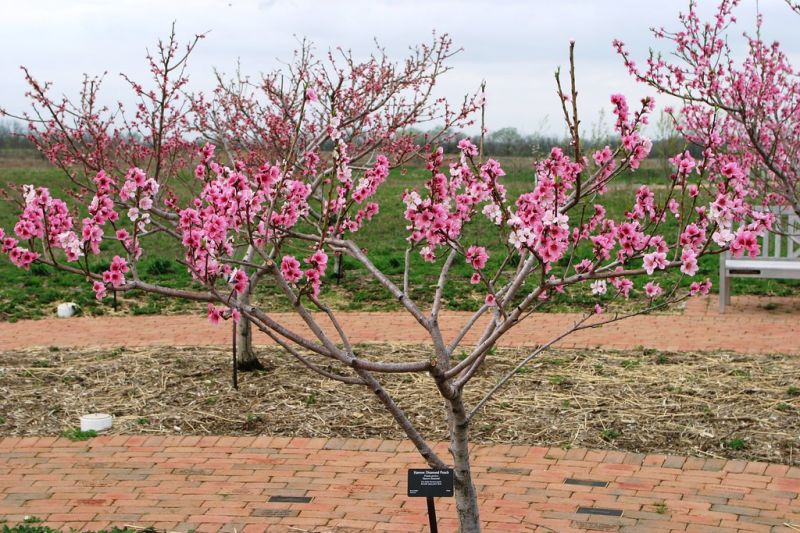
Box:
719, 207, 800, 312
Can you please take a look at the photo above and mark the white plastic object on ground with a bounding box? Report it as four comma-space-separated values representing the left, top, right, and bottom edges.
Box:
80, 413, 113, 432
56, 302, 80, 318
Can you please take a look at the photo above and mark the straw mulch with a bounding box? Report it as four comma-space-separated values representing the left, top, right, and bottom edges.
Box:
1, 344, 798, 464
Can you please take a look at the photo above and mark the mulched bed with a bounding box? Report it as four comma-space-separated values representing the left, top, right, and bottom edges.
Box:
1, 344, 798, 465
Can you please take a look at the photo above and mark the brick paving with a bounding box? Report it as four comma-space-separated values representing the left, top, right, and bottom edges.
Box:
2, 296, 800, 531
1, 295, 799, 354
1, 436, 799, 532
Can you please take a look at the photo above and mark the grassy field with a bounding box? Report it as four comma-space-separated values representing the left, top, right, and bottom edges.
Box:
1, 156, 798, 321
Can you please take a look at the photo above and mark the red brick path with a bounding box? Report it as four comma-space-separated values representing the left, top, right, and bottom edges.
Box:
2, 297, 799, 531
1, 295, 799, 354
1, 435, 799, 533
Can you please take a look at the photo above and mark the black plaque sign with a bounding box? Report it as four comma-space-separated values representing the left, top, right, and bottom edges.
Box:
268, 495, 312, 503
407, 469, 454, 497
565, 478, 609, 488
576, 506, 624, 517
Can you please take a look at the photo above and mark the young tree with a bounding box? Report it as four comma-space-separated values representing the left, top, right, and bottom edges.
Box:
1, 30, 477, 370
195, 34, 478, 368
615, 0, 800, 225
0, 41, 768, 531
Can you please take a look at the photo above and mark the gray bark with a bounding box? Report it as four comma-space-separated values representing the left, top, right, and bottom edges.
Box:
448, 394, 481, 533
234, 287, 265, 371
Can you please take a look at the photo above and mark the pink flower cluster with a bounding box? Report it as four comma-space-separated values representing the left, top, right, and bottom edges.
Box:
303, 249, 328, 298
7, 185, 75, 269
403, 143, 500, 261
280, 255, 303, 283
119, 167, 159, 233
229, 268, 249, 294
505, 148, 578, 264
465, 245, 488, 269
95, 255, 129, 299
617, 0, 799, 225
328, 154, 388, 237
178, 145, 314, 283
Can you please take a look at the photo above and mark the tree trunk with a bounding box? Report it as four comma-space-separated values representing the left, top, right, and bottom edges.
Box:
448, 395, 481, 532
334, 252, 344, 284
234, 288, 265, 371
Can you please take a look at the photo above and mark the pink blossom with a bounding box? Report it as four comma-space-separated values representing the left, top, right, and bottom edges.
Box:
470, 272, 481, 285
729, 229, 760, 258
610, 94, 630, 131
690, 279, 712, 296
92, 280, 107, 300
230, 269, 249, 294
281, 255, 303, 283
590, 280, 607, 295
9, 247, 39, 270
592, 145, 613, 166
305, 268, 322, 298
610, 276, 633, 299
102, 269, 125, 287
485, 293, 496, 307
644, 281, 663, 298
643, 251, 668, 275
207, 304, 225, 325
465, 245, 489, 269
110, 256, 129, 274
680, 248, 699, 276
93, 170, 114, 194
307, 249, 328, 273
305, 87, 318, 102
670, 151, 696, 175
457, 138, 479, 157
575, 259, 594, 274
201, 143, 215, 164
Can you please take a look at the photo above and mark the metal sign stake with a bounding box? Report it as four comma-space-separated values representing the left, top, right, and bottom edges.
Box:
426, 496, 438, 533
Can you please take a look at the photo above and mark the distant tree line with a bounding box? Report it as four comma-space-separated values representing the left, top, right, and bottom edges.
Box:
0, 122, 36, 151
1, 118, 699, 161
414, 127, 699, 160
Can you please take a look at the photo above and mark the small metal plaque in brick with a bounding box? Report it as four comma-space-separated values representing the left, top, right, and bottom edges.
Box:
576, 507, 623, 517
268, 495, 312, 503
251, 508, 298, 518
487, 466, 532, 476
565, 478, 609, 488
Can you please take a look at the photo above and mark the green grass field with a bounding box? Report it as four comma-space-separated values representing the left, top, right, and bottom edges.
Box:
1, 157, 797, 321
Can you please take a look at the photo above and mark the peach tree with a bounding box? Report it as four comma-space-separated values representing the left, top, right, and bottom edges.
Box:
1, 28, 477, 370
0, 42, 769, 531
616, 0, 800, 225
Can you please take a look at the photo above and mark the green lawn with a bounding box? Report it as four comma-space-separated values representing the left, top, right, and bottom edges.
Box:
0, 160, 797, 321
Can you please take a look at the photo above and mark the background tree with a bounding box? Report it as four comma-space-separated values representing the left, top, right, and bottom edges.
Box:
195, 34, 479, 368
0, 30, 478, 370
616, 0, 800, 226
0, 121, 36, 152
484, 127, 525, 156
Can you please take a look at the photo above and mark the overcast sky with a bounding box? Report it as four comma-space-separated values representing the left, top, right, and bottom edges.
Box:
1, 0, 798, 137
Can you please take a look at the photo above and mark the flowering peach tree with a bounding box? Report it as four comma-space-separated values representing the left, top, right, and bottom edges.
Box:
196, 33, 478, 367
0, 41, 769, 531
1, 29, 477, 369
616, 0, 800, 225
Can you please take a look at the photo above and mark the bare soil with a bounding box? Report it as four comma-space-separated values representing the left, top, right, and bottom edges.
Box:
1, 344, 798, 464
